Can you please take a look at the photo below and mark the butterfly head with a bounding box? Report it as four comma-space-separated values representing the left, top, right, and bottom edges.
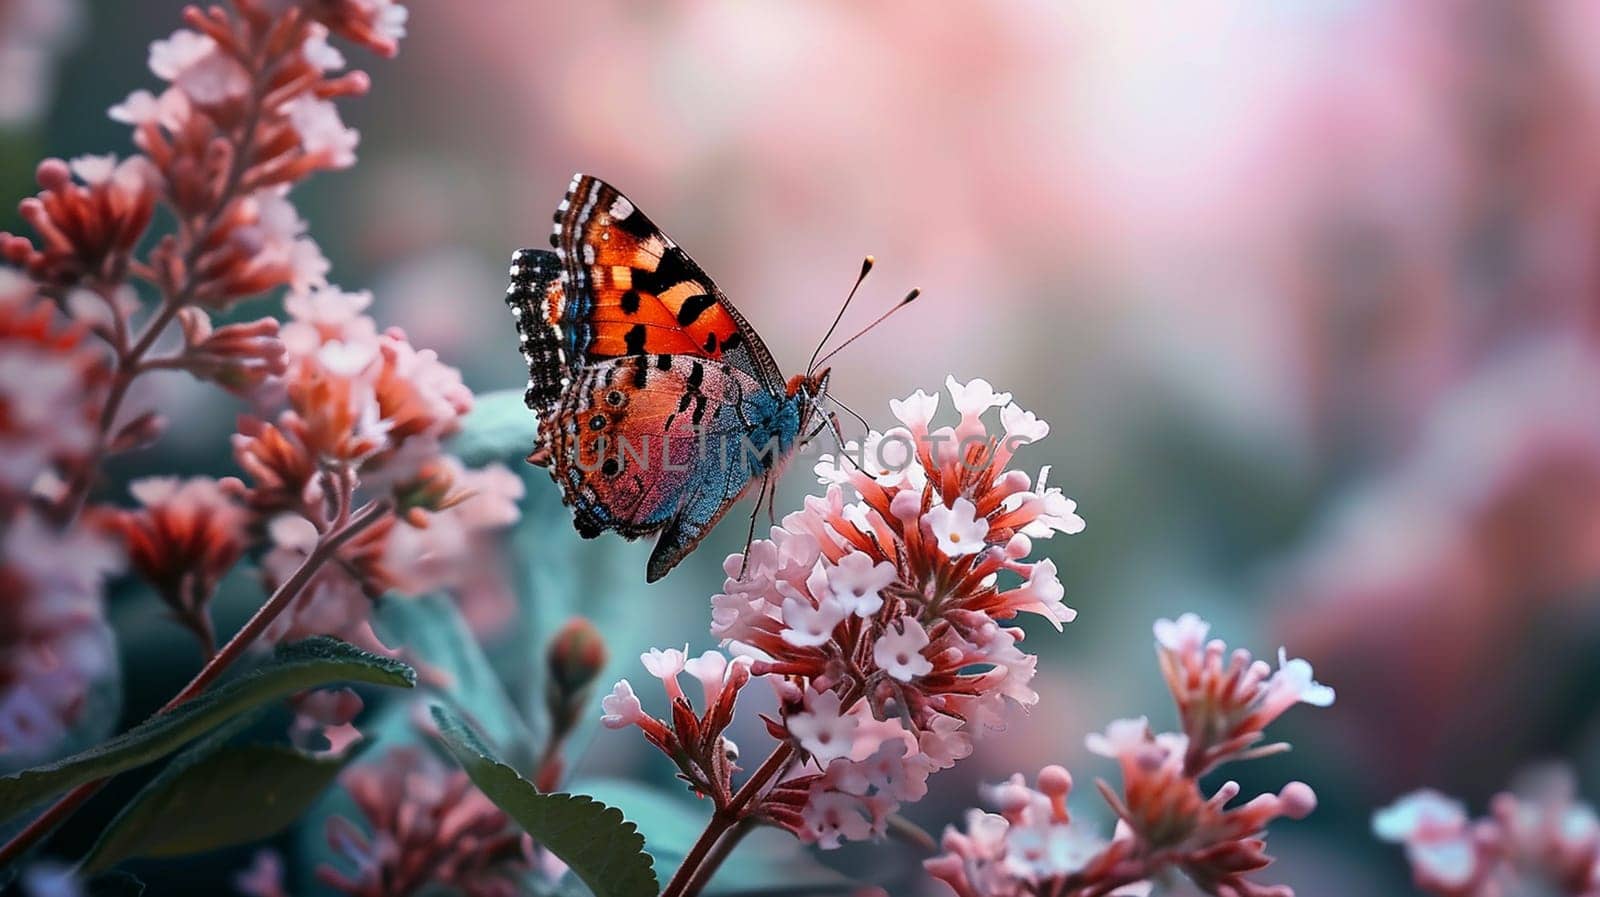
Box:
790, 367, 831, 403
789, 368, 831, 428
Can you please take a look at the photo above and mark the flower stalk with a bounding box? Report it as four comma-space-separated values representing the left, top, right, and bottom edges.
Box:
0, 493, 391, 869
608, 378, 1085, 893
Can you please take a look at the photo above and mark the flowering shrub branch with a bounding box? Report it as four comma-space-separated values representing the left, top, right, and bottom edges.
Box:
0, 0, 536, 877
599, 377, 1085, 897
925, 615, 1332, 897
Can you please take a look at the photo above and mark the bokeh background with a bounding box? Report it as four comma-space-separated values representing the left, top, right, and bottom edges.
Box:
8, 1, 1600, 894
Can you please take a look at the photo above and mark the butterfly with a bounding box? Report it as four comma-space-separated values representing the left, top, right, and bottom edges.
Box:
505, 174, 840, 582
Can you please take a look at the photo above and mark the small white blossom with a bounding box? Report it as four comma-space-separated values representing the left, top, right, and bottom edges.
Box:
889, 388, 939, 433
826, 552, 897, 617
786, 689, 858, 765
640, 646, 688, 682
946, 376, 1012, 424
1085, 717, 1151, 759
600, 680, 644, 729
874, 619, 933, 682
780, 594, 848, 648
285, 96, 359, 168
924, 497, 988, 557
1000, 402, 1049, 446
1153, 613, 1210, 654
1271, 649, 1336, 707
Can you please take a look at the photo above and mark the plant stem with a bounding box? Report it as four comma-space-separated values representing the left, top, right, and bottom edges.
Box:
664, 676, 869, 897
57, 299, 183, 522
54, 26, 276, 525
659, 744, 793, 897
0, 498, 391, 871
164, 498, 390, 709
680, 817, 756, 897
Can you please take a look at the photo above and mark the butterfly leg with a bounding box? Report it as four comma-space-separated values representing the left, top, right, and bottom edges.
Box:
737, 470, 771, 579
801, 417, 831, 449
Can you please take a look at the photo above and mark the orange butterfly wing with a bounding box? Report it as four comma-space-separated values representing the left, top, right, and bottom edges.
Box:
546, 174, 785, 393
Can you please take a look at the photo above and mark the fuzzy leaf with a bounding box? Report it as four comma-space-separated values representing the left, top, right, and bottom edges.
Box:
0, 638, 413, 824
81, 741, 355, 874
452, 389, 539, 468
429, 705, 657, 897
575, 779, 856, 895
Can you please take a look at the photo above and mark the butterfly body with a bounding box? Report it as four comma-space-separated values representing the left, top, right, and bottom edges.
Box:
507, 175, 828, 581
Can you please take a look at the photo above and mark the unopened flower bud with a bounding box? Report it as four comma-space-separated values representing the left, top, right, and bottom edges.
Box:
545, 617, 609, 735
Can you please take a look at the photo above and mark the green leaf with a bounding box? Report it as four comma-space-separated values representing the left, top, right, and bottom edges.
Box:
429, 705, 657, 897
374, 595, 536, 766
0, 638, 413, 825
575, 779, 855, 896
452, 389, 539, 468
81, 738, 356, 874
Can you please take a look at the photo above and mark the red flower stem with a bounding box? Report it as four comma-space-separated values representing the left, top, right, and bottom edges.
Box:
663, 681, 864, 897
56, 298, 183, 522
680, 816, 756, 897
659, 745, 791, 897
0, 497, 391, 871
164, 497, 390, 709
55, 21, 281, 525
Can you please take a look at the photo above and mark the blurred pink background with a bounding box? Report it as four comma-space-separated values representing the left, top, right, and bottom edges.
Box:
14, 0, 1600, 892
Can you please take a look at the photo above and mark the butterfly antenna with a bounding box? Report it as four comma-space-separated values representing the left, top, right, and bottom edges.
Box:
827, 394, 872, 433
808, 255, 875, 375
813, 288, 920, 369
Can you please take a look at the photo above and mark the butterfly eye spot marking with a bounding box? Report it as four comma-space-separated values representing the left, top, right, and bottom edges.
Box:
601, 457, 622, 478
588, 413, 608, 431
604, 389, 626, 407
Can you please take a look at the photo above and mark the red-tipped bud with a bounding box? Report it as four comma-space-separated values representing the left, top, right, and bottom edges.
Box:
546, 617, 609, 696
545, 617, 609, 736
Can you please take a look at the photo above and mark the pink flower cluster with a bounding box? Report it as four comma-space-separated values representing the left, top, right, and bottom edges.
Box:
244, 283, 524, 649
95, 476, 252, 657
927, 616, 1330, 897
318, 747, 536, 897
0, 0, 520, 662
1277, 337, 1600, 790
1375, 767, 1600, 897
0, 272, 118, 759
603, 377, 1085, 847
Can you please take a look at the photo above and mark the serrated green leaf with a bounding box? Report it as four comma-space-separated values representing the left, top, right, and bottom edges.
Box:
0, 638, 413, 824
574, 779, 855, 896
82, 740, 355, 874
430, 705, 657, 897
452, 389, 540, 468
